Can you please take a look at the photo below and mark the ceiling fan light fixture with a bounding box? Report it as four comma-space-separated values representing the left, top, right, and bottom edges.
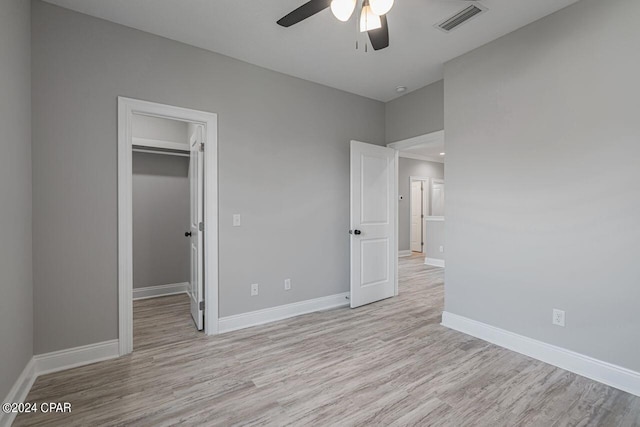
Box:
360, 3, 382, 32
369, 0, 394, 16
330, 0, 357, 22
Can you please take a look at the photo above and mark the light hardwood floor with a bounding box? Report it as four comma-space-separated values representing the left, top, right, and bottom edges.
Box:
15, 255, 640, 426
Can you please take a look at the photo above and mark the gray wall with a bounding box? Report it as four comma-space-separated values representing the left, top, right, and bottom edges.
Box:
444, 0, 640, 371
133, 153, 190, 289
425, 220, 444, 262
0, 0, 33, 400
385, 80, 444, 143
32, 1, 385, 353
398, 158, 444, 251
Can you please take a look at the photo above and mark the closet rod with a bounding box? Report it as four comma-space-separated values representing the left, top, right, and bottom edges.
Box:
132, 147, 190, 158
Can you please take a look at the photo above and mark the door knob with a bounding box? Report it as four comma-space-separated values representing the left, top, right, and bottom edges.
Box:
349, 229, 362, 235
185, 231, 192, 237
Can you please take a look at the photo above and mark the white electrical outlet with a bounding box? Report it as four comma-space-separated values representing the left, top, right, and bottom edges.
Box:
233, 214, 241, 227
552, 309, 565, 327
251, 283, 259, 296
439, 246, 444, 253
284, 278, 291, 291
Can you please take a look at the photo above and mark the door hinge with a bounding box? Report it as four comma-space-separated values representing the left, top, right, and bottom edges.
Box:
199, 300, 205, 310
199, 142, 205, 152
199, 222, 204, 231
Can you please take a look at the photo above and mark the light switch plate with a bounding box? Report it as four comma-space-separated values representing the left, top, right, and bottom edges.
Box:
233, 214, 241, 227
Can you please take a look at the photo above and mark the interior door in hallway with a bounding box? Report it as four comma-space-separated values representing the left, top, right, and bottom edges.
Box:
410, 180, 423, 252
431, 179, 445, 217
350, 140, 397, 308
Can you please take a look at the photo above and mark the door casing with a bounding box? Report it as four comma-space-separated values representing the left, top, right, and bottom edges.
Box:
118, 97, 218, 356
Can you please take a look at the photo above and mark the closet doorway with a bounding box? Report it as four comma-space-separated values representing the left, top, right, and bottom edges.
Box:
118, 98, 218, 356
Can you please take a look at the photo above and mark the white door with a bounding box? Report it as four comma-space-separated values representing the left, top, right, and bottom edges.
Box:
410, 181, 423, 252
431, 179, 445, 217
188, 125, 204, 330
350, 141, 396, 308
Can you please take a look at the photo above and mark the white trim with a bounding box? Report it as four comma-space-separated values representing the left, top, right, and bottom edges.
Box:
2, 340, 120, 425
425, 257, 445, 267
219, 293, 350, 334
387, 130, 445, 150
34, 340, 120, 376
387, 131, 446, 164
398, 152, 444, 164
132, 282, 189, 300
398, 250, 412, 257
118, 97, 219, 356
393, 150, 399, 296
425, 216, 445, 222
441, 312, 640, 398
409, 176, 431, 184
117, 99, 133, 356
1, 359, 36, 427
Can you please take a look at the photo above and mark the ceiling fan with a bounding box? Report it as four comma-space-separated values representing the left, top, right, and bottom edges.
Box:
277, 0, 394, 51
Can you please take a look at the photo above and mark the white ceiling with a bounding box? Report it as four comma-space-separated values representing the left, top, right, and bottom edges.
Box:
43, 0, 580, 102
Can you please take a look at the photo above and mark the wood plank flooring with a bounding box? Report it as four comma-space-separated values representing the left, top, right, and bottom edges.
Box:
15, 254, 640, 426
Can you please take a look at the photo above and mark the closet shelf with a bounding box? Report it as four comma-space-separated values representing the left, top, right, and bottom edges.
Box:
132, 137, 189, 152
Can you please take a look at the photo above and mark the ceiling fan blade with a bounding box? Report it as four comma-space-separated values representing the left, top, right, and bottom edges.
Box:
367, 15, 389, 50
277, 0, 332, 27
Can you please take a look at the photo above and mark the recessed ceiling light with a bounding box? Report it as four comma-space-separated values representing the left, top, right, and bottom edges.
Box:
440, 152, 445, 156
396, 86, 407, 94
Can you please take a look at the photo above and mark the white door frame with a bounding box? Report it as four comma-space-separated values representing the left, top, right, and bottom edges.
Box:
118, 97, 219, 356
409, 176, 430, 253
387, 130, 445, 164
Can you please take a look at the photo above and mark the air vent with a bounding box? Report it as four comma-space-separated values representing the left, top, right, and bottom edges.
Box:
436, 3, 486, 33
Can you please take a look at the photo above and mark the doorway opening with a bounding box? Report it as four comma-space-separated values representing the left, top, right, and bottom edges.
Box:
118, 97, 218, 356
388, 131, 446, 269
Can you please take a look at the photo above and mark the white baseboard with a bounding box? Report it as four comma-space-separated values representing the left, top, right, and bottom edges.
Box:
133, 282, 189, 300
441, 311, 640, 398
219, 292, 350, 334
34, 340, 120, 376
425, 257, 445, 267
398, 250, 412, 258
1, 359, 36, 427
1, 339, 120, 427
